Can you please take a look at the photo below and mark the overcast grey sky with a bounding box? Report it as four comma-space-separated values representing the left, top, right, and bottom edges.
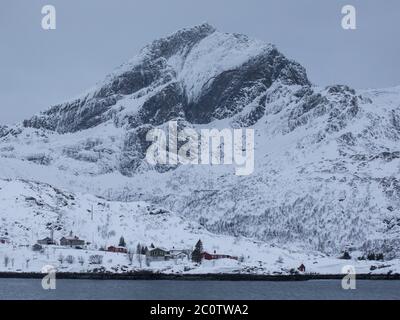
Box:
1, 0, 399, 125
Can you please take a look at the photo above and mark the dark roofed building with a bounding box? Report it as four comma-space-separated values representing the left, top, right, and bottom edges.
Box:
60, 231, 85, 248
146, 247, 170, 260
37, 237, 56, 245
147, 247, 169, 257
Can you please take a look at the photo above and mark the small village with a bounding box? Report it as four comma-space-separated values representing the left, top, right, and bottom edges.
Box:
0, 230, 311, 273
31, 230, 240, 265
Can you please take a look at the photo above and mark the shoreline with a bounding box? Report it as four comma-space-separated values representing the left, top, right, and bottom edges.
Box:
0, 272, 399, 281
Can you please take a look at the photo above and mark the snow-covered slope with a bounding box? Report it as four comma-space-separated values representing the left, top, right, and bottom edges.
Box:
1, 24, 400, 273
2, 179, 398, 275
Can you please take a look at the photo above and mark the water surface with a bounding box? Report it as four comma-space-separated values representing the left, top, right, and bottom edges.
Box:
0, 279, 399, 300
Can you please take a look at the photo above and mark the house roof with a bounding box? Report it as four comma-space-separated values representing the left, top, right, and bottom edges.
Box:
61, 235, 83, 241
171, 252, 188, 256
203, 251, 231, 257
170, 248, 190, 252
149, 247, 170, 253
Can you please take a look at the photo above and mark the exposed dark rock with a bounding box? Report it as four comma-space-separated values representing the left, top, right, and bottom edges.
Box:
126, 82, 186, 128
185, 49, 309, 124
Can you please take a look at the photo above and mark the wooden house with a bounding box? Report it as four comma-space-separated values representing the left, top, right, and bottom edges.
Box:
146, 247, 170, 260
60, 231, 85, 248
37, 237, 56, 245
202, 251, 238, 261
107, 246, 128, 253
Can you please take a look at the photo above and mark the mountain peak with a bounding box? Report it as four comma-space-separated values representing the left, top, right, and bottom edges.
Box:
172, 22, 217, 36
142, 22, 217, 60
23, 25, 310, 133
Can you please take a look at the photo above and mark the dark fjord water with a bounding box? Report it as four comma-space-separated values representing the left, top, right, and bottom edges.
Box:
0, 279, 399, 300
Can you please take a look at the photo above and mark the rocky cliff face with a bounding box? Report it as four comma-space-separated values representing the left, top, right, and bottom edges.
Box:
2, 24, 400, 259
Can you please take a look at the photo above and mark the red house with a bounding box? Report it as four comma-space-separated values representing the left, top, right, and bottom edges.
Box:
202, 251, 238, 261
107, 246, 128, 253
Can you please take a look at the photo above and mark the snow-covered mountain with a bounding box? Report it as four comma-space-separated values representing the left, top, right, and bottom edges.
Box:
1, 23, 400, 273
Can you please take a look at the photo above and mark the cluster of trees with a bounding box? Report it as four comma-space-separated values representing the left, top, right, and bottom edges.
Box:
118, 238, 152, 267
89, 255, 103, 265
118, 237, 149, 253
57, 254, 86, 266
3, 256, 14, 268
136, 243, 149, 255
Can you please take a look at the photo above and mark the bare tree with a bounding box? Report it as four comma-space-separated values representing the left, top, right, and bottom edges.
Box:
127, 249, 134, 265
145, 255, 151, 267
4, 256, 9, 268
137, 251, 143, 268
58, 254, 64, 264
66, 255, 75, 264
135, 243, 145, 268
78, 256, 85, 266
89, 255, 103, 265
